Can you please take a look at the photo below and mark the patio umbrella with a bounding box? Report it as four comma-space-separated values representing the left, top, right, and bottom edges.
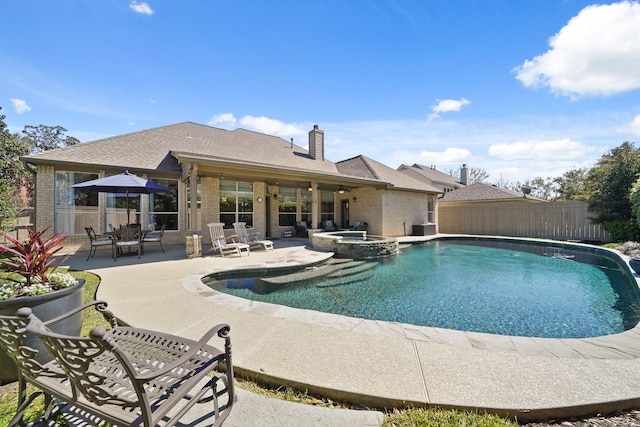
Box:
71, 171, 171, 225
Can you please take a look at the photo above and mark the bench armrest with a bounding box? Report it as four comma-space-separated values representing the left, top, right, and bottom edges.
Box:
43, 300, 118, 329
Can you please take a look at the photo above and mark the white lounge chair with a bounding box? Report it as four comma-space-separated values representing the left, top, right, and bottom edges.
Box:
233, 222, 274, 251
207, 222, 250, 257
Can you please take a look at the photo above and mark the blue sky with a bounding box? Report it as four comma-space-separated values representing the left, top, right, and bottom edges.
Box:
3, 1, 640, 182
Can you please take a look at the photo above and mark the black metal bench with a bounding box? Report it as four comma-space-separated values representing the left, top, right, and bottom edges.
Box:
0, 302, 234, 426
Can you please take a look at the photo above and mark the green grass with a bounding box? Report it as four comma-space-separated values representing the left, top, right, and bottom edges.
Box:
0, 270, 522, 427
383, 407, 518, 426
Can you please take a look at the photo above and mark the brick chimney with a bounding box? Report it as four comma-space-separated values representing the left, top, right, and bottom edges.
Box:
460, 164, 469, 185
308, 124, 324, 161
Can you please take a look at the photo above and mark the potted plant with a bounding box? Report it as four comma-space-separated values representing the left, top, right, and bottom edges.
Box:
0, 226, 85, 384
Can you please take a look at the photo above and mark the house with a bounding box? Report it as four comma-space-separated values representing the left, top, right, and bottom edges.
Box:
21, 122, 441, 250
397, 163, 466, 193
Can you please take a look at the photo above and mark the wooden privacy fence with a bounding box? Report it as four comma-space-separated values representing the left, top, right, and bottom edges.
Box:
438, 200, 610, 242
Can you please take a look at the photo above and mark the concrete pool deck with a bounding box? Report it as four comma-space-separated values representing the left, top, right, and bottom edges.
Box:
62, 235, 640, 423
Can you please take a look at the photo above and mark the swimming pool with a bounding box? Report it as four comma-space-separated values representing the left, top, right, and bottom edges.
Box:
203, 238, 640, 338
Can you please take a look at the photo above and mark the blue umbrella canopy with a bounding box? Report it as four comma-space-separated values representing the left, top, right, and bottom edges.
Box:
71, 171, 171, 224
70, 171, 171, 194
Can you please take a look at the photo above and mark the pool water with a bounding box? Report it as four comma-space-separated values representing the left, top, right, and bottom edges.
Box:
204, 240, 640, 338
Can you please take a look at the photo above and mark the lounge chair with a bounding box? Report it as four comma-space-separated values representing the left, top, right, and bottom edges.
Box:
84, 226, 114, 261
233, 222, 274, 251
142, 223, 166, 253
207, 222, 250, 257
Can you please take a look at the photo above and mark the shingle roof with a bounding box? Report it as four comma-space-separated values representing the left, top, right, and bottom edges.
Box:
406, 164, 462, 186
336, 155, 442, 193
22, 122, 338, 175
439, 182, 545, 202
22, 121, 440, 193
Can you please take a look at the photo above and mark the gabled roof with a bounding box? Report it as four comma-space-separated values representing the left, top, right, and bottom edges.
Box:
439, 182, 546, 203
399, 163, 463, 187
336, 155, 442, 193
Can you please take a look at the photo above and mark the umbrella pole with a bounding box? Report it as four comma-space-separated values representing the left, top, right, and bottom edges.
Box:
126, 189, 131, 225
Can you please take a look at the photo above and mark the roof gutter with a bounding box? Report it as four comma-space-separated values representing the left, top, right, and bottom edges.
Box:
172, 151, 390, 189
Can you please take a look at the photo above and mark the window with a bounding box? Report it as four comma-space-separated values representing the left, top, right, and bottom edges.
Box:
427, 196, 435, 223
220, 181, 253, 228
55, 171, 99, 235
148, 178, 179, 231
106, 192, 141, 227
319, 190, 335, 225
278, 188, 297, 226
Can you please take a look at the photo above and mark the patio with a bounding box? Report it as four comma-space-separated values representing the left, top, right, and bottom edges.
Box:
60, 236, 640, 422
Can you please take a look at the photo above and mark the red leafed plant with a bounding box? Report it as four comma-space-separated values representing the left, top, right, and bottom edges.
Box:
0, 226, 67, 286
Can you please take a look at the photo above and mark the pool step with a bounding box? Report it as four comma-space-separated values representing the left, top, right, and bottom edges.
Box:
316, 270, 375, 288
262, 260, 367, 284
326, 261, 377, 278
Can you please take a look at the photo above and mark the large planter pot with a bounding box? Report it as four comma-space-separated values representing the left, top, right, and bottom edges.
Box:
0, 279, 85, 384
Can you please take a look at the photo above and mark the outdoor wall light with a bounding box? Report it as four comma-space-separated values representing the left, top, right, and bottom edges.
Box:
338, 185, 345, 194
353, 196, 357, 203
307, 183, 313, 192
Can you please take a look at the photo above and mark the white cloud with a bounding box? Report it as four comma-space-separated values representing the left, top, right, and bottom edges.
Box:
428, 98, 470, 120
10, 98, 31, 114
208, 113, 237, 128
207, 113, 308, 139
514, 1, 640, 97
237, 115, 307, 138
488, 139, 591, 161
416, 147, 472, 165
619, 114, 640, 136
129, 1, 153, 15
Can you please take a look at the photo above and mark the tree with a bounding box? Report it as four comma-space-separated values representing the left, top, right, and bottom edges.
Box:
449, 167, 489, 184
553, 168, 589, 201
522, 177, 555, 200
586, 142, 640, 241
22, 125, 79, 153
0, 110, 81, 227
0, 182, 16, 233
0, 108, 31, 225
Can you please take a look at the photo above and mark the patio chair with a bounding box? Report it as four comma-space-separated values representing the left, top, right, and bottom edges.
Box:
16, 304, 235, 427
84, 226, 114, 261
233, 222, 274, 251
142, 223, 166, 253
351, 221, 368, 231
114, 224, 142, 260
294, 221, 309, 237
207, 222, 250, 257
0, 301, 118, 427
322, 220, 337, 231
